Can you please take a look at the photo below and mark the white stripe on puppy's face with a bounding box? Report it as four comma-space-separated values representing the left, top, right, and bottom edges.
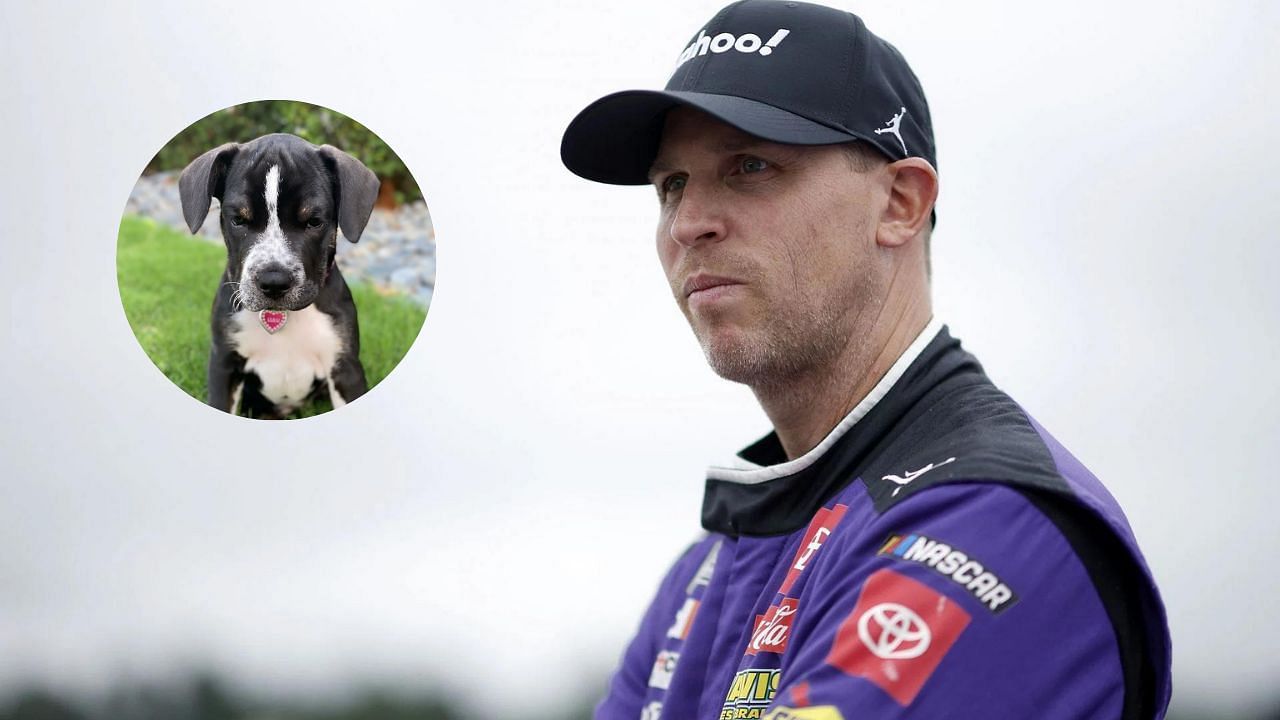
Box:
265, 164, 279, 209
239, 164, 305, 309
256, 165, 290, 265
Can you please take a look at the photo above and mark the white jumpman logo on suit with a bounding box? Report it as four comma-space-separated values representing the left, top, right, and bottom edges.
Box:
874, 106, 907, 155
883, 456, 956, 496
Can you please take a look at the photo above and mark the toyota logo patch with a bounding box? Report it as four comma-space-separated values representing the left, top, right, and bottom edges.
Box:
856, 602, 932, 659
826, 569, 971, 705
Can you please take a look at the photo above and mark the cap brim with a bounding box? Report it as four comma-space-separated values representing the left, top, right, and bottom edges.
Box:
561, 90, 858, 185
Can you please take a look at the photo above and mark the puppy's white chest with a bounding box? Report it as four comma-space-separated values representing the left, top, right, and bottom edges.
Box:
229, 307, 344, 409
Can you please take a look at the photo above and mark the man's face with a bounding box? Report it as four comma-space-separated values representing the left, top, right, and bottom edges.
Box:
650, 107, 891, 387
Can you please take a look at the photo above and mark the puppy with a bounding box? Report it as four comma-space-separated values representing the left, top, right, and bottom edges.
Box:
179, 133, 379, 417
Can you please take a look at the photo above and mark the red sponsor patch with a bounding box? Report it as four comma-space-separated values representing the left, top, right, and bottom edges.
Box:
778, 504, 848, 595
826, 568, 970, 705
747, 597, 799, 655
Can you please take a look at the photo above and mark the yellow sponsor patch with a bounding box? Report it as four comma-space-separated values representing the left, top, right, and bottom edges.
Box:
719, 669, 781, 720
762, 706, 845, 720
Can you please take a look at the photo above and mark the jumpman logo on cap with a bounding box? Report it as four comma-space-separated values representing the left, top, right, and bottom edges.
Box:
874, 106, 907, 155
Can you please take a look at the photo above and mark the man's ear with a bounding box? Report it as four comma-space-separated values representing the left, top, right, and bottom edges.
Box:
318, 145, 380, 243
178, 143, 239, 234
876, 158, 938, 248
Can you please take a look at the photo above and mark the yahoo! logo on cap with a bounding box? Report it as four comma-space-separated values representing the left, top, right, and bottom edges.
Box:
675, 27, 791, 67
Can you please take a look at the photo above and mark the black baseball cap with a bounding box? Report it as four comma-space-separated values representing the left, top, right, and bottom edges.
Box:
561, 0, 936, 186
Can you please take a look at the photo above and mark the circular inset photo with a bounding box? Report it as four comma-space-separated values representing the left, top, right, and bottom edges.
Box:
118, 100, 433, 419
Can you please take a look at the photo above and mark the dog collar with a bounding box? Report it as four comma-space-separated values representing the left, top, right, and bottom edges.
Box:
259, 309, 288, 334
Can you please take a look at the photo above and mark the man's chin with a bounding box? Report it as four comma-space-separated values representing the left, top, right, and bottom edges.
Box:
696, 321, 832, 388
698, 329, 770, 385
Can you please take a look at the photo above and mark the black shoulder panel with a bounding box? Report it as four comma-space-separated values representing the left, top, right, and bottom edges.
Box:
861, 380, 1071, 514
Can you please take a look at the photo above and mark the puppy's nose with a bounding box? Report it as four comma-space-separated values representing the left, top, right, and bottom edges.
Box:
256, 265, 293, 300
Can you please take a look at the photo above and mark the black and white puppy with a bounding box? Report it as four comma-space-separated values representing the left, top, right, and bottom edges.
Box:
179, 133, 380, 417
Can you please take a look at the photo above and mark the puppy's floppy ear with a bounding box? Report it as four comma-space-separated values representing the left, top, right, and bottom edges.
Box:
178, 143, 239, 234
318, 144, 380, 243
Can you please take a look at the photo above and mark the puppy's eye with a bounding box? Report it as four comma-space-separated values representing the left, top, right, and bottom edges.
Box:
230, 214, 248, 227
306, 217, 324, 229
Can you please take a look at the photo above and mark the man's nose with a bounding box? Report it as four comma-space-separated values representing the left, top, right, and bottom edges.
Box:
668, 184, 726, 248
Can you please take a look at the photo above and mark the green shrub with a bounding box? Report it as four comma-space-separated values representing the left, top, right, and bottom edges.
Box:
146, 100, 422, 206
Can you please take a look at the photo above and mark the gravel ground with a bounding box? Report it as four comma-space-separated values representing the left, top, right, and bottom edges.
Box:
123, 171, 436, 307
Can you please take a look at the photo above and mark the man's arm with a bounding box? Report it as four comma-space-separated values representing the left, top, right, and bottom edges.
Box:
595, 538, 713, 720
765, 482, 1161, 719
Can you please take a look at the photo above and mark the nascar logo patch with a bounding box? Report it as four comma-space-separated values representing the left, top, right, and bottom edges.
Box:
878, 533, 1018, 613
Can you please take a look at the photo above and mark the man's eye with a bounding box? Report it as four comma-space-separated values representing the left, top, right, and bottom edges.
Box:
662, 175, 687, 194
741, 157, 770, 174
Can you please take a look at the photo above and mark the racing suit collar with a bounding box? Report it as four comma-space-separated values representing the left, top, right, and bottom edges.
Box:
701, 317, 985, 536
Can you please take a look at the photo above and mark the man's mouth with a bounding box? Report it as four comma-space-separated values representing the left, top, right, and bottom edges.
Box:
683, 274, 743, 299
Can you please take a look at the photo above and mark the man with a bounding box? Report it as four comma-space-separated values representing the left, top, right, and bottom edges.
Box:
560, 2, 1171, 718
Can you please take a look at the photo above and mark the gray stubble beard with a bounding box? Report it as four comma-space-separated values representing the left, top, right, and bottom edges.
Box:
695, 299, 850, 392
694, 270, 884, 395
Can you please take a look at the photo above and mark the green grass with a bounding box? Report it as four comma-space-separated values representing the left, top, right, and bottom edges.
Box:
117, 215, 426, 417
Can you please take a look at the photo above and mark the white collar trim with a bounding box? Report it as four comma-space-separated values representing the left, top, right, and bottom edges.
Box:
706, 317, 944, 486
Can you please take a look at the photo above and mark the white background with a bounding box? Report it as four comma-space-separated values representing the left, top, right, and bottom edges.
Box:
1, 1, 1277, 717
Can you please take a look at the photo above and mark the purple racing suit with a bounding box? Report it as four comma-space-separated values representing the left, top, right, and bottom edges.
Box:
596, 321, 1172, 720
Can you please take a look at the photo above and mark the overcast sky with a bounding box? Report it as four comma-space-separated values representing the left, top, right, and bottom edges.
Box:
1, 1, 1277, 717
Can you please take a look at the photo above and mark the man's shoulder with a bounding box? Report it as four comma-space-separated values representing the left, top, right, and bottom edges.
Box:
862, 376, 1120, 522
787, 479, 1170, 719
844, 377, 1172, 717
857, 375, 1152, 588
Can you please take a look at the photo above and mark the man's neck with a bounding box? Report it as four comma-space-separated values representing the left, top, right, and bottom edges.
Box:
753, 296, 932, 460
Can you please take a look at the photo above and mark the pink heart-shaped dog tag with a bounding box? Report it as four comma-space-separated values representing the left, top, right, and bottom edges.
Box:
259, 310, 288, 334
